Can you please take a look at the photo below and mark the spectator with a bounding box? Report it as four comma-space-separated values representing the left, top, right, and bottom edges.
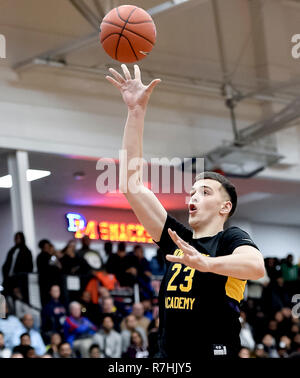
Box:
102, 241, 113, 265
141, 299, 154, 321
45, 332, 62, 358
281, 254, 299, 298
261, 334, 279, 358
64, 301, 97, 358
131, 303, 150, 334
291, 333, 300, 353
149, 248, 166, 277
2, 232, 33, 298
264, 258, 281, 282
277, 341, 289, 358
12, 332, 32, 357
92, 315, 122, 358
105, 242, 133, 286
101, 296, 123, 331
57, 342, 74, 358
0, 331, 11, 358
41, 285, 67, 341
85, 268, 119, 305
14, 345, 36, 359
239, 311, 255, 351
123, 330, 149, 359
78, 290, 102, 327
37, 239, 62, 306
123, 245, 154, 299
77, 235, 103, 271
12, 314, 46, 356
121, 314, 147, 354
238, 347, 251, 358
60, 240, 90, 276
7, 286, 40, 330
89, 343, 102, 358
253, 343, 268, 359
0, 302, 24, 350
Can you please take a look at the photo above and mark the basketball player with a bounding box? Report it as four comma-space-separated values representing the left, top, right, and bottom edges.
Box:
106, 64, 265, 359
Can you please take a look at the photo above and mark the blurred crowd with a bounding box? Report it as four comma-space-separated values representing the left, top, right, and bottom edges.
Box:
0, 232, 300, 358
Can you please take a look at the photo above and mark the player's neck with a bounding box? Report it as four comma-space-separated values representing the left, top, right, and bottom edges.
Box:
192, 220, 224, 239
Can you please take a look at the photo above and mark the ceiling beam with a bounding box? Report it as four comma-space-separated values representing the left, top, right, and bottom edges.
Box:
13, 0, 202, 71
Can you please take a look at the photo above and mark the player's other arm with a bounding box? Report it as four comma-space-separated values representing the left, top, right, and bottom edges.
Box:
166, 229, 265, 280
106, 64, 167, 242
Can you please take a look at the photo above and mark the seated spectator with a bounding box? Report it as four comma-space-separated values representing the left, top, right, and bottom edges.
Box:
64, 301, 97, 358
45, 332, 62, 358
12, 314, 46, 356
16, 345, 36, 359
141, 299, 153, 321
85, 268, 119, 305
59, 240, 90, 276
238, 347, 251, 358
2, 232, 33, 298
291, 333, 300, 353
253, 343, 268, 359
0, 302, 24, 350
281, 254, 299, 298
7, 286, 40, 331
123, 330, 149, 359
89, 343, 102, 358
92, 315, 122, 358
41, 285, 67, 341
149, 248, 166, 277
78, 290, 102, 327
12, 332, 32, 357
37, 239, 62, 306
261, 334, 279, 358
0, 331, 11, 358
101, 296, 123, 332
121, 314, 148, 354
277, 340, 289, 358
131, 303, 150, 334
57, 342, 74, 358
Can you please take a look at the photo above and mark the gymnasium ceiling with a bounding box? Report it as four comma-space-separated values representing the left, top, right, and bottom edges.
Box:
1, 0, 300, 225
1, 0, 300, 99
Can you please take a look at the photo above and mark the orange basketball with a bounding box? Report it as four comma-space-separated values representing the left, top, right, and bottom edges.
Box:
100, 5, 156, 63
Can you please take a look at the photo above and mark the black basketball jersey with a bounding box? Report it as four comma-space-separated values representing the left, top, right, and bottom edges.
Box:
154, 214, 259, 359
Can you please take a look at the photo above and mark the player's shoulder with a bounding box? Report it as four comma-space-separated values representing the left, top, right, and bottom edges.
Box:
221, 225, 253, 241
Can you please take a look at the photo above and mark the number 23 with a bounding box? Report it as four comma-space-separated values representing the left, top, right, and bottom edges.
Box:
167, 264, 195, 293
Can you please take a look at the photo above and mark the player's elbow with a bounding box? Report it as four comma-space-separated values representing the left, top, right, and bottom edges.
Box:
251, 260, 265, 280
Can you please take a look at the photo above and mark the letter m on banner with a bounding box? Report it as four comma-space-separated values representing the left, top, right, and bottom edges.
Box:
0, 34, 6, 59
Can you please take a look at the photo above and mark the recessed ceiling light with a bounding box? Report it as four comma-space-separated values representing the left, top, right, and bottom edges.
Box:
0, 175, 12, 188
26, 169, 51, 182
0, 169, 51, 188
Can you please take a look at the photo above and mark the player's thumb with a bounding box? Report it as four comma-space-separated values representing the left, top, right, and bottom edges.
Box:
146, 79, 161, 95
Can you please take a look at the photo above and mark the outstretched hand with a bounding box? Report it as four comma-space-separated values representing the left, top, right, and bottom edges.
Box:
105, 64, 161, 110
166, 229, 211, 272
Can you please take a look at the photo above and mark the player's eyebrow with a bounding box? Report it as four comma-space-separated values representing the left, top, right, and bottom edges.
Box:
190, 185, 213, 194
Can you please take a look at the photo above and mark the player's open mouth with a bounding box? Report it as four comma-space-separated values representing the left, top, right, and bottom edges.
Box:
189, 203, 197, 214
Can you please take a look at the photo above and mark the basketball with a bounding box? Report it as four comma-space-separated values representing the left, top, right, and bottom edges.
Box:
100, 5, 156, 63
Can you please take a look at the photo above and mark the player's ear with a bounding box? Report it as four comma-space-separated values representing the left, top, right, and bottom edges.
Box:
220, 201, 232, 216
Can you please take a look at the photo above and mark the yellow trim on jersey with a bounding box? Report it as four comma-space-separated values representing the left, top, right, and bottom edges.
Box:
225, 277, 247, 302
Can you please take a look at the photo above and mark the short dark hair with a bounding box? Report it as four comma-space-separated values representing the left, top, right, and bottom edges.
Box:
38, 239, 51, 250
89, 344, 101, 353
20, 332, 30, 339
194, 171, 237, 218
